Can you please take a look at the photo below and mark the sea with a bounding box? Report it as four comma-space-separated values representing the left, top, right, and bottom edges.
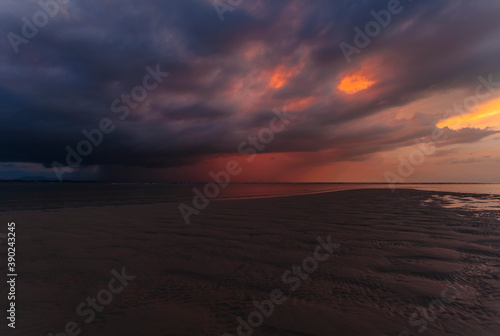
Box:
1, 182, 500, 211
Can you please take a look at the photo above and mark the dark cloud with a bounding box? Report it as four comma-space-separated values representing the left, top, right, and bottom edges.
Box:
1, 0, 500, 180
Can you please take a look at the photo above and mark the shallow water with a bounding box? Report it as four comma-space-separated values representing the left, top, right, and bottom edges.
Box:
424, 194, 500, 211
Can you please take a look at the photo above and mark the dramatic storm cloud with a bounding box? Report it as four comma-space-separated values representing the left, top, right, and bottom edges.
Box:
1, 0, 500, 182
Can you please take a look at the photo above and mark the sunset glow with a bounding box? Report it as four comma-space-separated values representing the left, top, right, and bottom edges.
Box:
437, 98, 500, 130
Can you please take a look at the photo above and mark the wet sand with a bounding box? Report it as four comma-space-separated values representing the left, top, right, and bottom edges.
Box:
0, 189, 499, 335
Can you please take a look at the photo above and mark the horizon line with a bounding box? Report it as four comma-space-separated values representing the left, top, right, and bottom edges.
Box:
1, 180, 500, 185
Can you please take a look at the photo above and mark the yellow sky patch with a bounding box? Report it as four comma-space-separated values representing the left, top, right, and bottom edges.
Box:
437, 98, 500, 130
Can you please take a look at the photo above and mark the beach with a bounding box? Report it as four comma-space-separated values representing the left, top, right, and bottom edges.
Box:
0, 188, 499, 335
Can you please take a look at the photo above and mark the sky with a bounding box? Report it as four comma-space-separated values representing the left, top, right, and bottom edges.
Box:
1, 0, 500, 182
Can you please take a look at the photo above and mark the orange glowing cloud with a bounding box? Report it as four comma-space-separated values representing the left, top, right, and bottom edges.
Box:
437, 97, 500, 130
338, 73, 375, 94
268, 49, 309, 90
269, 65, 293, 89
